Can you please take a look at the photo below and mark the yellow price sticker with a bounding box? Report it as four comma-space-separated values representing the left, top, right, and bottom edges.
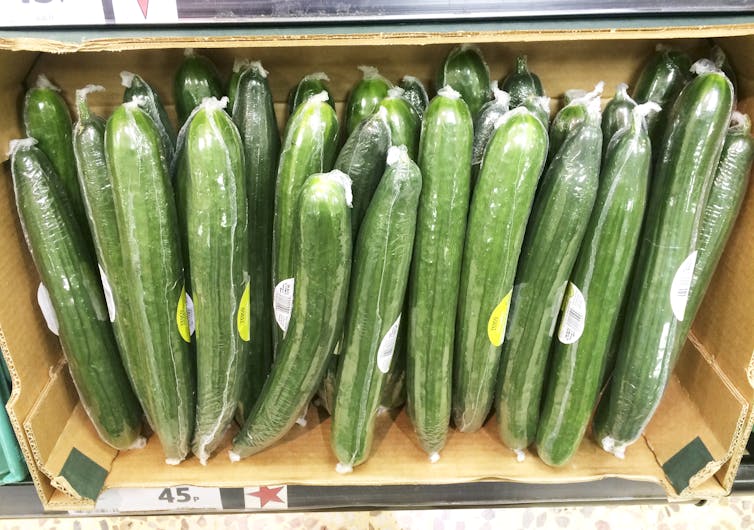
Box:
487, 290, 512, 347
237, 281, 251, 342
176, 286, 191, 343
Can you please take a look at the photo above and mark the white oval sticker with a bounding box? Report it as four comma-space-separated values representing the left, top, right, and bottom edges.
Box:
98, 264, 116, 322
37, 283, 59, 336
274, 278, 295, 334
377, 314, 401, 374
670, 251, 697, 322
558, 282, 586, 345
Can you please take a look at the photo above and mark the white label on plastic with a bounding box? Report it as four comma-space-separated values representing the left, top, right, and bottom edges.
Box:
5, 0, 105, 27
670, 251, 697, 322
377, 314, 401, 374
274, 278, 295, 333
186, 292, 196, 336
91, 486, 222, 513
98, 265, 116, 322
558, 282, 586, 345
36, 283, 59, 336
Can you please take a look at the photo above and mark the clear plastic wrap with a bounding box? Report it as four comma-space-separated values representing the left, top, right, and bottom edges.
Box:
331, 146, 421, 472
471, 82, 510, 183
121, 70, 176, 160
378, 87, 421, 160
231, 170, 352, 461
174, 49, 224, 125
522, 94, 552, 129
601, 83, 637, 152
9, 138, 144, 451
399, 75, 429, 117
344, 65, 393, 136
501, 55, 545, 108
436, 44, 491, 120
548, 81, 604, 161
287, 71, 335, 116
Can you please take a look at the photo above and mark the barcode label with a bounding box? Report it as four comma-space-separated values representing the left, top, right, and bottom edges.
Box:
670, 250, 697, 322
274, 278, 295, 333
377, 314, 401, 373
558, 282, 586, 345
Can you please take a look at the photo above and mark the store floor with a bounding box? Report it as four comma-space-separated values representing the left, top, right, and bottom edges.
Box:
0, 496, 751, 529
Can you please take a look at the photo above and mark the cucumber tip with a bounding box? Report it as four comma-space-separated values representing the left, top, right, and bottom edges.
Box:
165, 457, 183, 466
128, 436, 147, 451
514, 449, 526, 463
295, 416, 308, 427
429, 452, 441, 464
228, 450, 242, 463
335, 462, 353, 474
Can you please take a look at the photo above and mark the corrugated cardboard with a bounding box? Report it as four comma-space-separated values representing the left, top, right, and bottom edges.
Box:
0, 26, 753, 511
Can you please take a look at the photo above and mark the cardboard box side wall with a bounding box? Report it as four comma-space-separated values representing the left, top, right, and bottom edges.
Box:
0, 30, 752, 511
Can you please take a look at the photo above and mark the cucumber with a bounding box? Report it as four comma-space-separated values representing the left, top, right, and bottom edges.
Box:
230, 171, 352, 460
453, 108, 548, 433
407, 86, 473, 460
594, 64, 733, 458
711, 45, 738, 100
174, 49, 225, 125
121, 71, 176, 160
471, 83, 510, 185
273, 92, 339, 345
602, 83, 637, 151
501, 55, 545, 108
334, 108, 391, 236
232, 62, 281, 422
436, 45, 491, 120
331, 146, 421, 472
227, 58, 250, 112
183, 98, 249, 464
496, 119, 602, 457
378, 87, 421, 160
345, 66, 392, 136
536, 104, 653, 467
23, 75, 86, 227
632, 46, 693, 149
549, 82, 603, 161
522, 95, 551, 129
10, 138, 143, 450
106, 101, 195, 464
288, 72, 336, 116
399, 75, 429, 118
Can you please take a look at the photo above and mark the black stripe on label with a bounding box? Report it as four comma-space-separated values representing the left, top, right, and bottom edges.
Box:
220, 487, 245, 510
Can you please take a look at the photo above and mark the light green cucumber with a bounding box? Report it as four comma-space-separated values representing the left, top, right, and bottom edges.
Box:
288, 72, 336, 116
378, 87, 421, 160
345, 66, 392, 136
174, 49, 225, 125
437, 45, 491, 120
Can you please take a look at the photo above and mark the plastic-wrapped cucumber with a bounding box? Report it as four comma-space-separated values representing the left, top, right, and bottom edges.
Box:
632, 46, 693, 148
174, 49, 224, 125
407, 86, 473, 461
273, 91, 339, 346
471, 83, 510, 185
121, 71, 176, 160
594, 62, 733, 459
183, 97, 249, 464
345, 66, 392, 136
522, 95, 551, 129
23, 75, 86, 227
288, 72, 336, 116
378, 86, 421, 160
536, 104, 654, 467
232, 61, 280, 423
331, 146, 421, 473
602, 83, 637, 152
453, 107, 548, 433
106, 100, 195, 464
437, 45, 491, 120
399, 75, 429, 117
711, 45, 738, 100
11, 138, 144, 450
227, 58, 250, 111
496, 118, 602, 458
230, 171, 352, 460
334, 108, 391, 235
501, 55, 545, 108
549, 82, 604, 161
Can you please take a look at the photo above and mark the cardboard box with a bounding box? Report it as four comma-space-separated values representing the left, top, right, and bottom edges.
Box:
1, 24, 753, 511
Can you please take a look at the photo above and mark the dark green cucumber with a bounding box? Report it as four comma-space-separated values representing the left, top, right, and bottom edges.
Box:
227, 58, 250, 112
602, 83, 637, 152
501, 55, 545, 108
496, 120, 602, 457
522, 95, 551, 129
536, 104, 652, 467
399, 75, 429, 118
378, 87, 421, 160
632, 47, 693, 149
407, 86, 473, 460
23, 75, 86, 227
232, 62, 281, 423
11, 139, 143, 450
106, 101, 195, 464
288, 72, 336, 116
174, 49, 225, 125
273, 92, 339, 344
471, 84, 510, 185
230, 171, 352, 460
453, 108, 548, 433
183, 98, 249, 464
334, 109, 391, 236
436, 45, 491, 121
379, 321, 407, 410
121, 71, 176, 160
549, 82, 603, 161
331, 146, 421, 472
345, 66, 392, 136
593, 67, 733, 458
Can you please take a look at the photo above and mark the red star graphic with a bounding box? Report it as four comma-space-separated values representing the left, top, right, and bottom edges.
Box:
137, 0, 149, 18
247, 486, 285, 508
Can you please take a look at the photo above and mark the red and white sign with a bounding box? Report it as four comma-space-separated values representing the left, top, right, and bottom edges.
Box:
244, 485, 288, 509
